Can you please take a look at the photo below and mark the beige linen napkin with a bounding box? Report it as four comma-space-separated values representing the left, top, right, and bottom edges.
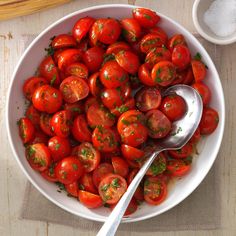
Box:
20, 34, 222, 231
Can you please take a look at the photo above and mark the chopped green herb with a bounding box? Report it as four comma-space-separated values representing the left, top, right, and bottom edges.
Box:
121, 119, 130, 125
27, 146, 35, 157
79, 184, 85, 190
143, 13, 152, 20
55, 143, 60, 150
50, 74, 57, 86
111, 178, 120, 188
116, 105, 129, 113
101, 184, 110, 191
52, 92, 58, 98
72, 163, 78, 170
56, 181, 66, 191
102, 54, 115, 65
194, 52, 202, 61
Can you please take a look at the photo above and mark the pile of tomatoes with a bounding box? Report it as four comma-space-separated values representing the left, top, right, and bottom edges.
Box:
18, 8, 219, 215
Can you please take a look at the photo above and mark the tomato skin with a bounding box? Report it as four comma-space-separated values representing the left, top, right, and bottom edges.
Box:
146, 152, 167, 176
26, 105, 41, 127
65, 62, 89, 79
78, 190, 103, 208
192, 82, 211, 106
199, 107, 219, 135
18, 117, 35, 143
148, 26, 168, 42
52, 34, 77, 49
73, 16, 95, 42
167, 159, 191, 177
168, 34, 186, 52
168, 142, 193, 159
79, 173, 98, 194
88, 72, 103, 97
40, 113, 54, 136
189, 127, 201, 144
172, 45, 191, 70
110, 98, 135, 117
133, 8, 160, 28
138, 63, 155, 86
83, 47, 105, 73
41, 163, 58, 182
60, 76, 89, 103
65, 181, 79, 197
121, 144, 144, 161
32, 85, 63, 114
160, 94, 186, 121
111, 157, 129, 178
39, 56, 60, 86
182, 67, 194, 85
55, 156, 84, 185
48, 136, 71, 162
64, 101, 84, 118
191, 60, 207, 82
101, 88, 124, 110
98, 173, 127, 204
29, 130, 49, 145
106, 42, 131, 54
100, 61, 129, 89
25, 143, 51, 172
84, 97, 99, 112
23, 77, 49, 100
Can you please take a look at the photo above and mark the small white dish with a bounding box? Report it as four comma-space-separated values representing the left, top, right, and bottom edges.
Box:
192, 0, 236, 45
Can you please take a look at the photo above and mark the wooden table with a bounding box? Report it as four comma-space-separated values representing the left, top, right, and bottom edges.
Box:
0, 0, 235, 235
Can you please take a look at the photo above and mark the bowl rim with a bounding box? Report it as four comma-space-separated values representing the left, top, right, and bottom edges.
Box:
6, 3, 225, 223
192, 0, 236, 45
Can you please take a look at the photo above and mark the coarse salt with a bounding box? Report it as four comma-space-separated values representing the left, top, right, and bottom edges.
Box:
203, 0, 236, 37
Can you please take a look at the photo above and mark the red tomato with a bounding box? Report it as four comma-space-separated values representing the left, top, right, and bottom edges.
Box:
72, 115, 92, 142
32, 85, 63, 113
65, 181, 79, 197
58, 49, 82, 71
160, 94, 186, 121
92, 163, 114, 188
73, 16, 95, 42
189, 127, 201, 144
60, 76, 89, 103
25, 143, 51, 172
79, 173, 98, 194
23, 77, 48, 100
41, 163, 58, 182
78, 190, 103, 208
199, 107, 219, 135
26, 105, 41, 127
30, 130, 49, 145
98, 174, 127, 204
101, 88, 124, 110
64, 101, 84, 118
192, 82, 211, 106
115, 50, 140, 75
89, 19, 104, 46
146, 152, 167, 176
146, 109, 172, 138
84, 96, 99, 112
133, 8, 160, 28
110, 98, 135, 117
51, 110, 72, 138
106, 42, 131, 54
120, 18, 142, 43
18, 117, 35, 143
135, 87, 162, 112
87, 103, 115, 128
65, 62, 88, 79
172, 45, 191, 70
83, 47, 104, 73
148, 26, 168, 43
120, 122, 148, 147
182, 67, 194, 85
51, 34, 77, 49
55, 156, 84, 184
138, 63, 155, 86
39, 56, 60, 86
191, 60, 207, 82
48, 136, 71, 162
168, 34, 187, 52
111, 157, 129, 178
121, 144, 144, 161
167, 159, 191, 177
72, 142, 101, 173
144, 177, 167, 205
39, 113, 54, 136
100, 61, 129, 89
88, 72, 103, 97
168, 142, 193, 159
92, 126, 119, 152
151, 61, 176, 87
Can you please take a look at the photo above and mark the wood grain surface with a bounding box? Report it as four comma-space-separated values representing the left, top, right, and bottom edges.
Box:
0, 0, 235, 235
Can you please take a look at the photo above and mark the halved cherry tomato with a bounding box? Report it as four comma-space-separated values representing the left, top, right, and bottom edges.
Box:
191, 60, 207, 82
84, 96, 99, 112
146, 152, 167, 176
168, 34, 186, 52
64, 101, 84, 118
172, 45, 191, 70
79, 173, 98, 194
111, 98, 135, 117
41, 162, 58, 182
98, 173, 127, 204
30, 130, 49, 145
18, 117, 35, 143
146, 109, 172, 138
121, 144, 144, 161
26, 105, 41, 127
72, 142, 100, 173
25, 143, 51, 172
89, 19, 104, 46
160, 94, 186, 121
106, 42, 131, 54
121, 18, 141, 43
88, 72, 103, 97
55, 156, 84, 184
48, 136, 71, 162
182, 67, 194, 85
168, 142, 193, 159
60, 76, 89, 103
148, 26, 168, 43
167, 159, 191, 177
39, 113, 54, 136
65, 181, 79, 197
135, 87, 162, 112
132, 8, 160, 28
65, 62, 88, 79
78, 190, 103, 208
144, 177, 167, 205
51, 34, 77, 49
138, 63, 155, 86
199, 107, 219, 135
111, 157, 129, 178
192, 82, 211, 106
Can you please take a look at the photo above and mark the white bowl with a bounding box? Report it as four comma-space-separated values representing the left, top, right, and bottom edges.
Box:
6, 4, 225, 222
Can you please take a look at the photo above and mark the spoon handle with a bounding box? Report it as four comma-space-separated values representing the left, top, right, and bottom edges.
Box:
97, 149, 162, 236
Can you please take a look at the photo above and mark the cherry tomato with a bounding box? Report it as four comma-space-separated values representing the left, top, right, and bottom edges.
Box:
111, 98, 135, 117
199, 107, 219, 135
65, 181, 79, 197
133, 8, 160, 28
23, 77, 48, 100
191, 60, 207, 82
100, 61, 129, 89
32, 85, 63, 113
135, 87, 162, 112
106, 42, 131, 54
151, 61, 176, 87
72, 142, 101, 173
111, 157, 129, 178
98, 174, 127, 204
146, 152, 167, 176
148, 26, 168, 43
88, 72, 103, 97
121, 144, 144, 161
182, 67, 194, 85
160, 94, 186, 121
84, 96, 99, 112
146, 109, 172, 138
26, 105, 41, 127
64, 101, 84, 118
55, 156, 84, 184
168, 142, 193, 159
189, 127, 201, 144
167, 159, 191, 177
65, 62, 88, 79
192, 82, 211, 106
41, 163, 58, 182
172, 45, 191, 70
144, 177, 167, 205
30, 130, 49, 145
168, 34, 186, 52
60, 76, 89, 103
48, 136, 71, 162
92, 126, 119, 152
79, 173, 98, 194
138, 63, 155, 86
18, 117, 35, 143
51, 34, 77, 49
25, 143, 51, 172
78, 190, 103, 208
40, 113, 54, 136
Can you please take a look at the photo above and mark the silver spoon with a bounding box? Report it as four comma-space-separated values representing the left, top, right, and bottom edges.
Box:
97, 85, 203, 236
